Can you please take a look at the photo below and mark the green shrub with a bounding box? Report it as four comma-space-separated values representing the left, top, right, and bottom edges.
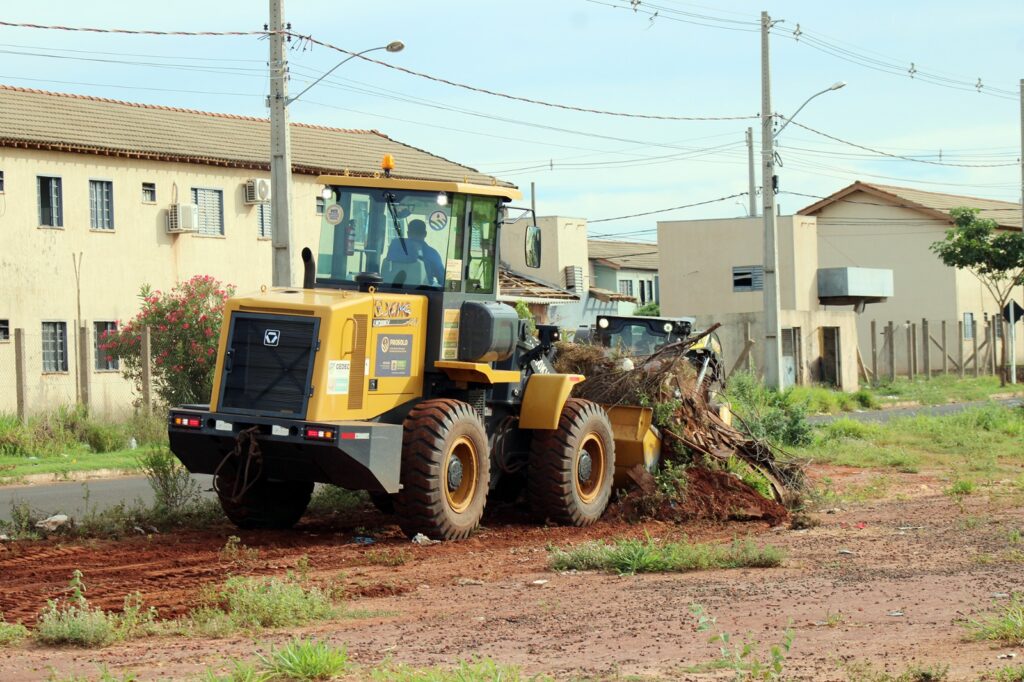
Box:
633, 302, 661, 316
138, 447, 201, 513
192, 575, 337, 631
257, 639, 350, 681
83, 422, 125, 454
818, 418, 882, 442
369, 658, 537, 681
0, 614, 28, 646
549, 537, 784, 574
725, 372, 812, 447
36, 571, 119, 647
946, 479, 975, 497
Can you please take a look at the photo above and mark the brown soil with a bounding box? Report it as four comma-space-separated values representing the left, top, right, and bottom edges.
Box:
1, 465, 1023, 681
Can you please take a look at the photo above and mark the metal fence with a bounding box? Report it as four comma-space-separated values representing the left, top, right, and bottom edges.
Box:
2, 326, 153, 421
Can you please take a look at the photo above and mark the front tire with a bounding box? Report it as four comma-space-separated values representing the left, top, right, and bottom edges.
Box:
528, 399, 615, 526
395, 399, 490, 540
214, 475, 313, 529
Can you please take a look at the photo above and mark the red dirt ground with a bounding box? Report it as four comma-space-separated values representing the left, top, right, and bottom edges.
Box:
2, 465, 1023, 681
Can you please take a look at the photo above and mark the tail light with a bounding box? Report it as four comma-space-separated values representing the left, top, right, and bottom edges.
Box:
303, 426, 336, 441
171, 414, 203, 429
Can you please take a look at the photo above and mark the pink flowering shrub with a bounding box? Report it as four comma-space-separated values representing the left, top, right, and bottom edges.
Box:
101, 275, 235, 406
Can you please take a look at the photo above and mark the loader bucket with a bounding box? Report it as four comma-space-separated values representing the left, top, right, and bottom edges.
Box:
604, 404, 662, 488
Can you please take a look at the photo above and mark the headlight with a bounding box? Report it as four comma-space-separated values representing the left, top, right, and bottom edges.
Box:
597, 318, 609, 329
663, 322, 673, 333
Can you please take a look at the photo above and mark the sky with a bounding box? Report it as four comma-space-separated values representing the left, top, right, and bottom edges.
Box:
1, 0, 1021, 241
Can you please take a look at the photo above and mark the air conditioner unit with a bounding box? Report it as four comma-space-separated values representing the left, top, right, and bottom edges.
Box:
166, 203, 199, 233
244, 178, 272, 204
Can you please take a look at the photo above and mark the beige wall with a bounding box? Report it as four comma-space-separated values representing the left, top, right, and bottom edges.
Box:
813, 189, 1023, 370
0, 147, 326, 415
500, 215, 588, 289
656, 215, 818, 317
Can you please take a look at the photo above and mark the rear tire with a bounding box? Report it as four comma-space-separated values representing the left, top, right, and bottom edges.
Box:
395, 399, 490, 540
528, 399, 615, 526
215, 476, 313, 529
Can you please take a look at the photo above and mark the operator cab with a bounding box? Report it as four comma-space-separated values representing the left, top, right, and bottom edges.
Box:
582, 315, 705, 358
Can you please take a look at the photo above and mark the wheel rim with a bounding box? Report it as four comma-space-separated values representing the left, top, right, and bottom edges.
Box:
575, 433, 605, 504
443, 435, 478, 514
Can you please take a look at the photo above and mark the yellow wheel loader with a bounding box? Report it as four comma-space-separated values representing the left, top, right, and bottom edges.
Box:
168, 163, 652, 540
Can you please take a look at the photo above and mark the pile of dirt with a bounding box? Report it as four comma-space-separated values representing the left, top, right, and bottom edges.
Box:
611, 467, 790, 526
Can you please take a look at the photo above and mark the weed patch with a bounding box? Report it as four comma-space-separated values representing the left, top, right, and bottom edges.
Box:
0, 613, 28, 646
965, 597, 1024, 645
257, 639, 350, 681
35, 571, 156, 647
190, 574, 346, 632
549, 537, 783, 574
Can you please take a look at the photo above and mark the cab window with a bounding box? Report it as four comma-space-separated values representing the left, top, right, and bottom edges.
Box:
444, 194, 466, 292
466, 198, 497, 295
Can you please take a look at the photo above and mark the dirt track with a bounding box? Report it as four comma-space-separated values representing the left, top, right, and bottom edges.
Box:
2, 466, 1023, 681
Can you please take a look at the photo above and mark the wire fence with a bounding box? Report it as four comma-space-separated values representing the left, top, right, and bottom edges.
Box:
1, 326, 152, 421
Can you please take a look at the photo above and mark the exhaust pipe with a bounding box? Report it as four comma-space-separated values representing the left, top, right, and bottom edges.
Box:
301, 247, 315, 289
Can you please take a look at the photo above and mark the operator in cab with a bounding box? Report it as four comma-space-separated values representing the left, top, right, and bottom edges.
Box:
385, 218, 445, 287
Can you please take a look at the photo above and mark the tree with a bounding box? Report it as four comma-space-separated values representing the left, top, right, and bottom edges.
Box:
633, 302, 661, 317
101, 275, 235, 406
930, 207, 1024, 385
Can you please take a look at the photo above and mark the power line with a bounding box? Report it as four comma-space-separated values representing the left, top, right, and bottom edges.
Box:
0, 41, 265, 62
286, 32, 757, 122
0, 20, 267, 38
783, 119, 1020, 168
0, 73, 260, 97
0, 47, 268, 77
582, 0, 759, 32
588, 192, 748, 224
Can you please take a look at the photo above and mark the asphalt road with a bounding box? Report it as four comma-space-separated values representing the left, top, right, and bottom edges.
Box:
0, 474, 214, 523
807, 397, 1022, 424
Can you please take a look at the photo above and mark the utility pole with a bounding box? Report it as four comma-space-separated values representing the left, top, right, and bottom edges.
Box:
746, 127, 757, 217
760, 11, 783, 391
269, 0, 294, 287
1013, 77, 1023, 384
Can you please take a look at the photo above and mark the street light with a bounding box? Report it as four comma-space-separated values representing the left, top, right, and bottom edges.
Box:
268, 33, 404, 288
288, 41, 405, 105
761, 77, 845, 391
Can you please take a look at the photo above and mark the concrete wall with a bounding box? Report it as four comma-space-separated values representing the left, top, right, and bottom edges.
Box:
656, 215, 817, 317
0, 147, 326, 415
697, 309, 860, 391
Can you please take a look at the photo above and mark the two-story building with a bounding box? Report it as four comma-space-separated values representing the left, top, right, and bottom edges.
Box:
0, 85, 510, 415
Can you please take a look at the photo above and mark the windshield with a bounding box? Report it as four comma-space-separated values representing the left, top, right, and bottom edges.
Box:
316, 188, 463, 290
606, 323, 670, 357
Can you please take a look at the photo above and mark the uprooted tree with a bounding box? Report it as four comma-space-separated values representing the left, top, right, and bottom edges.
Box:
930, 207, 1024, 385
101, 275, 235, 406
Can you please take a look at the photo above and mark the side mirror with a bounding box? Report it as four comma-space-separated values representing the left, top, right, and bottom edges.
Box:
525, 224, 542, 268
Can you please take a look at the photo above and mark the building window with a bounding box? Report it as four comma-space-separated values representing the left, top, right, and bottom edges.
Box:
94, 321, 119, 371
190, 187, 224, 236
257, 203, 272, 238
0, 319, 9, 341
316, 196, 325, 215
89, 180, 114, 230
38, 176, 63, 227
142, 182, 157, 203
618, 279, 634, 297
41, 321, 68, 372
732, 265, 764, 292
963, 313, 974, 339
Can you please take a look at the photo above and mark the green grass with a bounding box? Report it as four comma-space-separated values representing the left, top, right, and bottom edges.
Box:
965, 596, 1024, 645
981, 666, 1024, 682
0, 449, 143, 484
191, 575, 339, 632
549, 537, 783, 575
794, 404, 1024, 477
257, 639, 351, 681
869, 375, 1020, 406
367, 658, 543, 681
843, 661, 950, 681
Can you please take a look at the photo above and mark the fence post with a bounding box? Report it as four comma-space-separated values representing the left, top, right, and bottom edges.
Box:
870, 320, 878, 385
990, 317, 998, 375
922, 318, 930, 379
78, 324, 91, 411
957, 321, 965, 379
14, 328, 28, 424
141, 325, 152, 414
972, 320, 980, 377
887, 321, 896, 382
906, 322, 914, 379
744, 321, 753, 372
941, 320, 948, 375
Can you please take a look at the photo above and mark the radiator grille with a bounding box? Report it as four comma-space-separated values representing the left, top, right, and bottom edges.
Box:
347, 314, 368, 410
219, 314, 317, 417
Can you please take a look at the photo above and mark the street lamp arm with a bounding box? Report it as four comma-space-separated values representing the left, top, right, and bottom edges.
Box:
773, 81, 845, 139
287, 42, 403, 105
